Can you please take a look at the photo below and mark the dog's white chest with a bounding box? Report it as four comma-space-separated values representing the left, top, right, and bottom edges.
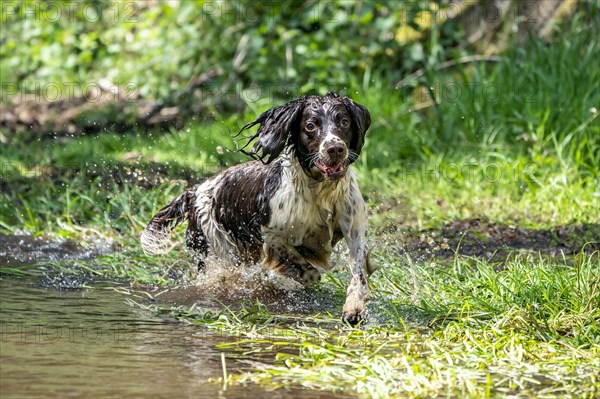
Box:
267, 187, 333, 244
264, 160, 348, 251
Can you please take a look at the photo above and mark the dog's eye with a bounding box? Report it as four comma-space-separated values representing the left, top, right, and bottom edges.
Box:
340, 118, 350, 128
305, 122, 316, 132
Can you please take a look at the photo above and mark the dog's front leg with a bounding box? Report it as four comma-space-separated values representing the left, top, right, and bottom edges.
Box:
338, 187, 375, 325
261, 233, 321, 286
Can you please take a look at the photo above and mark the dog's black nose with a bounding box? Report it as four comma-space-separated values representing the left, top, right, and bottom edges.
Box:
326, 143, 346, 161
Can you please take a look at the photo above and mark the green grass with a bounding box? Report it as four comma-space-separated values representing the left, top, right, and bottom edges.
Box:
1, 11, 599, 399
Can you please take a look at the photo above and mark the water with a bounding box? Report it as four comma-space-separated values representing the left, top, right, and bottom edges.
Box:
0, 234, 351, 398
0, 277, 352, 399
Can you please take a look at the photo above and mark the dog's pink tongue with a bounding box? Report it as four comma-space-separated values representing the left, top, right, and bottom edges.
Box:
322, 162, 344, 177
316, 161, 344, 177
328, 163, 343, 173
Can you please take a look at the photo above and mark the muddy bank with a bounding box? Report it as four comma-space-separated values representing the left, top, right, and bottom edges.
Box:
0, 233, 114, 268
377, 219, 600, 262
0, 233, 118, 288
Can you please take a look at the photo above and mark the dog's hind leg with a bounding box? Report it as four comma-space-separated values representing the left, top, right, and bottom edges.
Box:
185, 211, 209, 271
262, 240, 321, 286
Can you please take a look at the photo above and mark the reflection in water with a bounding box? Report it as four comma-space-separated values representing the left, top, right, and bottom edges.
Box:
0, 278, 353, 399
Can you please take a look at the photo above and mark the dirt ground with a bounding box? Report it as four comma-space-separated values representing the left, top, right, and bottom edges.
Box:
377, 218, 600, 263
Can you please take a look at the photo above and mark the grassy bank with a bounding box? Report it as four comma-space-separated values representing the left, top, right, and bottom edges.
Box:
1, 11, 599, 399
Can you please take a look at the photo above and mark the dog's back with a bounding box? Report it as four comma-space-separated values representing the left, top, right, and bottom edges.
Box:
141, 160, 284, 265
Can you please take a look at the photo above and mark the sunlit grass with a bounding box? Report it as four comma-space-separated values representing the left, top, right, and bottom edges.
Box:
357, 153, 599, 230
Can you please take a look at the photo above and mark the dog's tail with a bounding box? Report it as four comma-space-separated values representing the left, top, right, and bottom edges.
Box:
141, 188, 195, 255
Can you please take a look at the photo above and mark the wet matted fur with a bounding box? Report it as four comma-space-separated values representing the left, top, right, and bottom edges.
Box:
141, 93, 375, 324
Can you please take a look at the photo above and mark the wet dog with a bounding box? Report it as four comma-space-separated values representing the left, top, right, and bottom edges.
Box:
141, 93, 374, 324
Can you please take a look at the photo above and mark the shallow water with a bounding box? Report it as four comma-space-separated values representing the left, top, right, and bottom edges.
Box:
0, 233, 354, 398
0, 277, 354, 399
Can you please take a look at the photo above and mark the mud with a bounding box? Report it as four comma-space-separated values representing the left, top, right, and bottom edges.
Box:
0, 233, 117, 288
377, 218, 600, 262
0, 233, 114, 268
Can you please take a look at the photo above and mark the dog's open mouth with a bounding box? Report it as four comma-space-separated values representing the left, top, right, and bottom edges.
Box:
315, 160, 346, 179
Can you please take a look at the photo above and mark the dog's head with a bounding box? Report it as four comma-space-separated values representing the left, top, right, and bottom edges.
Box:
239, 93, 370, 181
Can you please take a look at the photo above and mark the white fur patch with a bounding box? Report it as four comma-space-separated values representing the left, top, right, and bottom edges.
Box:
190, 175, 240, 262
262, 156, 358, 269
140, 226, 178, 255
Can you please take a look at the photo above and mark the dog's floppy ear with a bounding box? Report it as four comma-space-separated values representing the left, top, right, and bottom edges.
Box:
342, 97, 371, 162
238, 98, 305, 163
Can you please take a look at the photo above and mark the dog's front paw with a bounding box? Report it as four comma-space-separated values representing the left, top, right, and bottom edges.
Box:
342, 292, 367, 325
342, 308, 365, 326
342, 278, 370, 325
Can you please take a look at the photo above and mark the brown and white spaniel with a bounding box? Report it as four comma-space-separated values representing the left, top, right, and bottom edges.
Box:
141, 93, 375, 324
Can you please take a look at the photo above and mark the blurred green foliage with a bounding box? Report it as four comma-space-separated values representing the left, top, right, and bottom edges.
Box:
1, 1, 598, 172
1, 0, 465, 100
